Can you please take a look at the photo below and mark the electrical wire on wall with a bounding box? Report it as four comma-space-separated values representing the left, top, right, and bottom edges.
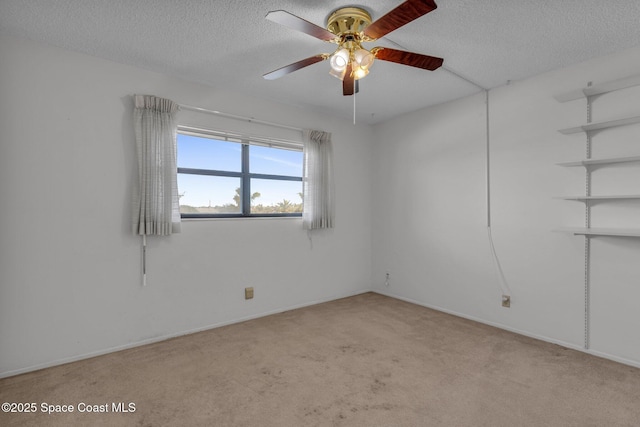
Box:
382, 37, 513, 305
440, 61, 514, 305
485, 89, 512, 303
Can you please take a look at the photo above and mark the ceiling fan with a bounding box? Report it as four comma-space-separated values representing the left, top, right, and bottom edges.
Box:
263, 0, 444, 96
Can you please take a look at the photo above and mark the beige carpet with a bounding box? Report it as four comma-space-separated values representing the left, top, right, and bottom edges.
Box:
1, 292, 640, 426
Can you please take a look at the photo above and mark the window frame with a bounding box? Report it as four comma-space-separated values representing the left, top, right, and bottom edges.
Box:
177, 126, 303, 219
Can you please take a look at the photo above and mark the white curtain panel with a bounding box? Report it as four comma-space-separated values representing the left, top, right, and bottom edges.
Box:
303, 129, 335, 230
132, 94, 181, 235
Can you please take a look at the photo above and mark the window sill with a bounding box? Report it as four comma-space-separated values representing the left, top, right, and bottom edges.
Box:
180, 216, 302, 222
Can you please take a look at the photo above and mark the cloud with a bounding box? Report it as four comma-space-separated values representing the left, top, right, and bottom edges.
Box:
253, 154, 301, 170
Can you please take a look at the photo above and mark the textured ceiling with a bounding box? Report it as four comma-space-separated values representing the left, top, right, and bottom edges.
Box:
2, 0, 640, 124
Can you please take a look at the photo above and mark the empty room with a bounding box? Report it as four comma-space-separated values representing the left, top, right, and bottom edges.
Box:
2, 0, 640, 425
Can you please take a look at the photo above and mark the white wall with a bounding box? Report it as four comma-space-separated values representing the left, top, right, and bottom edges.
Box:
3, 32, 640, 378
372, 45, 640, 367
0, 35, 373, 377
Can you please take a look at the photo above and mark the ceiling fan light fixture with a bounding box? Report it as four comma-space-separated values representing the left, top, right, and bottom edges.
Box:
353, 66, 369, 80
354, 48, 374, 70
330, 48, 349, 72
329, 66, 347, 80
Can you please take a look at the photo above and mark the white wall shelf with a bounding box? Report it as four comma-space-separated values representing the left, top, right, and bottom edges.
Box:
558, 115, 640, 135
557, 155, 640, 167
554, 74, 640, 102
555, 228, 640, 237
559, 195, 640, 201
555, 74, 640, 350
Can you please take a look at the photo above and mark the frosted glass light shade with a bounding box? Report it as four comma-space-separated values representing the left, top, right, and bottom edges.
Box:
329, 67, 347, 80
330, 49, 349, 72
354, 48, 374, 70
353, 67, 369, 80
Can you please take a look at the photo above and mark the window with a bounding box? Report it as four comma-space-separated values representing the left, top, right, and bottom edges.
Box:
177, 126, 303, 218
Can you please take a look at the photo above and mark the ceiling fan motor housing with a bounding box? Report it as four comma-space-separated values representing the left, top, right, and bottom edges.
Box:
327, 7, 372, 38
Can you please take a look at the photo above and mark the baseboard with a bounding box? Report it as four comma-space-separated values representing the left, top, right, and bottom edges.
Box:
6, 287, 637, 379
373, 289, 640, 370
0, 288, 371, 379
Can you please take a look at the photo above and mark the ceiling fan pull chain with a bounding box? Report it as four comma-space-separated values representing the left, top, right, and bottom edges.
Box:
353, 89, 356, 125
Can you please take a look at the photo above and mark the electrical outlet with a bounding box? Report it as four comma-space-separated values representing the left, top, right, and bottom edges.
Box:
502, 295, 510, 308
245, 287, 254, 300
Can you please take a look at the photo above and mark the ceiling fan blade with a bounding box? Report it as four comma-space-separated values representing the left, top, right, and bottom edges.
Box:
374, 47, 443, 70
364, 0, 437, 40
343, 63, 355, 96
266, 10, 336, 42
263, 54, 328, 80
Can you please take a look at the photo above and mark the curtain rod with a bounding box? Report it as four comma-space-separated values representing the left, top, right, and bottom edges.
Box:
179, 104, 304, 133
